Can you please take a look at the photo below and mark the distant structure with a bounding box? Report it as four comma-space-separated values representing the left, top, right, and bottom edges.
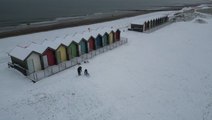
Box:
129, 14, 169, 32
8, 28, 127, 82
171, 7, 196, 22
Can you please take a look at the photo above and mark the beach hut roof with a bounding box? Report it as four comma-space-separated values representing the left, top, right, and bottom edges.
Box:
9, 46, 32, 61
92, 27, 116, 37
86, 27, 117, 38
72, 31, 99, 42
59, 27, 118, 46
26, 43, 48, 54
61, 35, 74, 46
42, 39, 62, 50
98, 28, 111, 35
131, 14, 168, 25
73, 33, 87, 42
91, 31, 100, 38
62, 33, 88, 46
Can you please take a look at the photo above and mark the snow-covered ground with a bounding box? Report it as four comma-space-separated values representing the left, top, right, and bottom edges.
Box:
0, 10, 212, 120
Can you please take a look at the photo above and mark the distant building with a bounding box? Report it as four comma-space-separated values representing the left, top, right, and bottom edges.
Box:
129, 14, 169, 32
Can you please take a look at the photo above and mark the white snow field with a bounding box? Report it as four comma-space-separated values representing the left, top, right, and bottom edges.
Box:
0, 10, 212, 120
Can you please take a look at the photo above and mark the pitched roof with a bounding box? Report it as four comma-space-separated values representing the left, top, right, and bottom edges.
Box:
9, 47, 32, 61
42, 39, 62, 50
61, 28, 115, 46
131, 14, 168, 25
9, 28, 120, 61
26, 43, 48, 54
61, 35, 74, 46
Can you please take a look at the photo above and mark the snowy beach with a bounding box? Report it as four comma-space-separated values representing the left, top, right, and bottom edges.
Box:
0, 6, 212, 120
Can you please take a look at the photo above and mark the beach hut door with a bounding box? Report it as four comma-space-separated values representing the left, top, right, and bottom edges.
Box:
42, 55, 48, 68
27, 59, 35, 74
68, 48, 72, 59
56, 51, 62, 63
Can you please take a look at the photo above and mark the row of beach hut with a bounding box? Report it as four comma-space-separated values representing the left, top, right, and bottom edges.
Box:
9, 29, 121, 75
143, 16, 169, 31
129, 15, 169, 32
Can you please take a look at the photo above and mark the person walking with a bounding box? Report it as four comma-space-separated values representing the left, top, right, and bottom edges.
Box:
77, 66, 82, 76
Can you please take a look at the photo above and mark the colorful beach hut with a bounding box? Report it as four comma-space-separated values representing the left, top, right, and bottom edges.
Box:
102, 32, 109, 46
9, 47, 42, 75
69, 33, 89, 56
88, 36, 96, 52
98, 28, 111, 46
109, 30, 115, 44
61, 35, 79, 60
95, 34, 103, 49
43, 40, 67, 64
55, 44, 67, 64
27, 43, 56, 69
115, 29, 121, 41
79, 38, 88, 55
42, 48, 56, 67
68, 41, 79, 59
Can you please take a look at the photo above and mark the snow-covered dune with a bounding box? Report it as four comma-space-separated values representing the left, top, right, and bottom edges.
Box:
0, 10, 212, 120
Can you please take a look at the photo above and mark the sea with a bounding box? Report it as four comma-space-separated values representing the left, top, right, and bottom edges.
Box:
0, 0, 210, 28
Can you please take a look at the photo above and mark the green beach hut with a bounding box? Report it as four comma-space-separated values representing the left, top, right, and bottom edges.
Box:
67, 41, 79, 59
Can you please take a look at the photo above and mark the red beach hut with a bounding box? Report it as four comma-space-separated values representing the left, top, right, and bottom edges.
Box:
88, 36, 96, 51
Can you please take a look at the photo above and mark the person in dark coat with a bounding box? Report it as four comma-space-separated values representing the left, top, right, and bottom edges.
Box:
77, 66, 82, 76
84, 69, 89, 76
